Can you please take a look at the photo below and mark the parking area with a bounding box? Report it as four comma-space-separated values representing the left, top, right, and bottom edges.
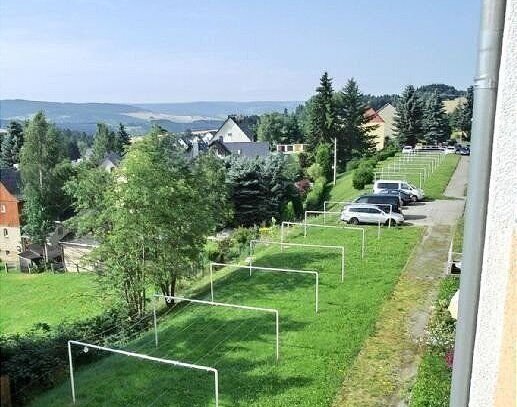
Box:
403, 157, 468, 227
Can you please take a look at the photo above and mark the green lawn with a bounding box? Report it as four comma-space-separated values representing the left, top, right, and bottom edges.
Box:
30, 225, 422, 407
0, 272, 108, 334
421, 155, 460, 200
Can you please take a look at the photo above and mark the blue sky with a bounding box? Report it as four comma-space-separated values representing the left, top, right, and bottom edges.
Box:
0, 0, 481, 103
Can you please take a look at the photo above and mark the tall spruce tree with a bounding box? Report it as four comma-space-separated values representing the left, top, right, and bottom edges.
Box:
336, 78, 376, 165
394, 85, 424, 146
422, 92, 450, 144
1, 121, 24, 166
307, 72, 338, 150
115, 123, 131, 154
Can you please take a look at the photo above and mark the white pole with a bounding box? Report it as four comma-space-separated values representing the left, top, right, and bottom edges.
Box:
377, 219, 381, 240
304, 212, 308, 237
315, 273, 319, 313
361, 228, 365, 259
341, 247, 345, 282
280, 222, 285, 247
153, 298, 158, 347
214, 370, 219, 407
210, 263, 214, 301
249, 241, 253, 276
389, 205, 393, 229
275, 311, 280, 360
68, 341, 76, 404
333, 137, 337, 186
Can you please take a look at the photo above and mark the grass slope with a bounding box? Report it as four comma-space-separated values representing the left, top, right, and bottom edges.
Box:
30, 226, 421, 407
0, 273, 107, 334
421, 155, 460, 200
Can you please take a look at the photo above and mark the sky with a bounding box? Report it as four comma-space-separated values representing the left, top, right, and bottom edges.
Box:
0, 0, 481, 103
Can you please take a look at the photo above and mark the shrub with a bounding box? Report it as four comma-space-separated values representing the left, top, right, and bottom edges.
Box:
305, 176, 327, 210
306, 163, 324, 181
315, 143, 333, 180
346, 158, 361, 171
231, 226, 259, 253
297, 151, 311, 169
352, 164, 374, 190
0, 307, 149, 406
294, 178, 312, 198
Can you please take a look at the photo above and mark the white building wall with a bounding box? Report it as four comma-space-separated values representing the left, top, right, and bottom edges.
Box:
0, 226, 22, 266
213, 118, 252, 143
469, 2, 516, 405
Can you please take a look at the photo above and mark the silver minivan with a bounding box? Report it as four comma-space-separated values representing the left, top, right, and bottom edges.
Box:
373, 179, 424, 201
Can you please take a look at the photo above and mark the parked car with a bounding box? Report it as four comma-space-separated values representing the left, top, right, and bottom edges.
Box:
457, 147, 470, 155
402, 145, 414, 154
373, 179, 425, 201
341, 204, 404, 226
377, 189, 413, 205
353, 194, 402, 214
444, 146, 456, 154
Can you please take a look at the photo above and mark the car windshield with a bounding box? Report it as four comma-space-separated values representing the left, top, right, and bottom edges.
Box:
401, 183, 410, 189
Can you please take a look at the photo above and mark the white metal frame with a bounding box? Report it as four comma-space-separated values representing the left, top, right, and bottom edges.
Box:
209, 262, 319, 313
153, 294, 280, 360
304, 210, 341, 225
249, 239, 346, 282
281, 221, 366, 259
67, 340, 219, 406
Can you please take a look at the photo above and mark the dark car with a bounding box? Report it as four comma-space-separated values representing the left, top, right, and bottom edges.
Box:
377, 189, 412, 205
353, 194, 402, 214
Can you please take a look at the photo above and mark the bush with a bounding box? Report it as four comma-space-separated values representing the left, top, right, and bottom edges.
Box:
306, 163, 324, 181
0, 307, 149, 405
315, 143, 333, 180
305, 176, 327, 210
352, 164, 374, 190
294, 178, 311, 198
346, 158, 361, 171
231, 226, 259, 254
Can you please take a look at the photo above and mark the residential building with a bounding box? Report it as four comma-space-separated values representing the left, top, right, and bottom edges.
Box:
60, 234, 98, 272
210, 115, 258, 143
209, 139, 269, 159
0, 168, 23, 268
364, 107, 387, 150
99, 152, 121, 172
377, 103, 396, 142
276, 144, 307, 154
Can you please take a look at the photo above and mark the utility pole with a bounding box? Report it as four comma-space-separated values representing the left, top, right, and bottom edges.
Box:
333, 137, 337, 185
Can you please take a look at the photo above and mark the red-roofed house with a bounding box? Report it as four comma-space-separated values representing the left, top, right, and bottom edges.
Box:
364, 103, 396, 150
0, 168, 23, 268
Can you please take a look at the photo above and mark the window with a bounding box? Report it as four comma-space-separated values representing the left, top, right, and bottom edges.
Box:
3, 228, 8, 237
402, 183, 410, 189
378, 182, 398, 189
0, 204, 5, 213
367, 208, 381, 214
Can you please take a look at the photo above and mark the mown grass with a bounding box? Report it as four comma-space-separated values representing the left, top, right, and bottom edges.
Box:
30, 225, 422, 407
0, 272, 108, 334
422, 155, 460, 200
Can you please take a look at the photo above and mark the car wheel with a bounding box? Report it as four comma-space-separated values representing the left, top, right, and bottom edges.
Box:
411, 195, 417, 203
349, 218, 359, 225
384, 219, 393, 227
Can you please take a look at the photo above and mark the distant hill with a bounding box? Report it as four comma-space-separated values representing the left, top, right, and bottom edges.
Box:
135, 101, 302, 118
0, 99, 301, 134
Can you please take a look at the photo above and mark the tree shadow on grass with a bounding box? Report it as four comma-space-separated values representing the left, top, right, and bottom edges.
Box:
57, 312, 310, 407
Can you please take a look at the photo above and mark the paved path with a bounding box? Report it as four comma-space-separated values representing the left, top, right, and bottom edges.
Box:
334, 157, 469, 407
403, 157, 468, 227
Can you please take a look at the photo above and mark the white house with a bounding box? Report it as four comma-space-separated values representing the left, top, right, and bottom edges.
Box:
211, 116, 255, 143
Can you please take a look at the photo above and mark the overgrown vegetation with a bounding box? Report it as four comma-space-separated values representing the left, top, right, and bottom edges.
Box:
409, 277, 459, 407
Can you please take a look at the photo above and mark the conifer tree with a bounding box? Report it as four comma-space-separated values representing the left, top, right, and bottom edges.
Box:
1, 121, 24, 166
336, 78, 376, 165
115, 123, 131, 154
453, 86, 474, 141
307, 72, 338, 149
394, 85, 424, 146
422, 92, 450, 144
